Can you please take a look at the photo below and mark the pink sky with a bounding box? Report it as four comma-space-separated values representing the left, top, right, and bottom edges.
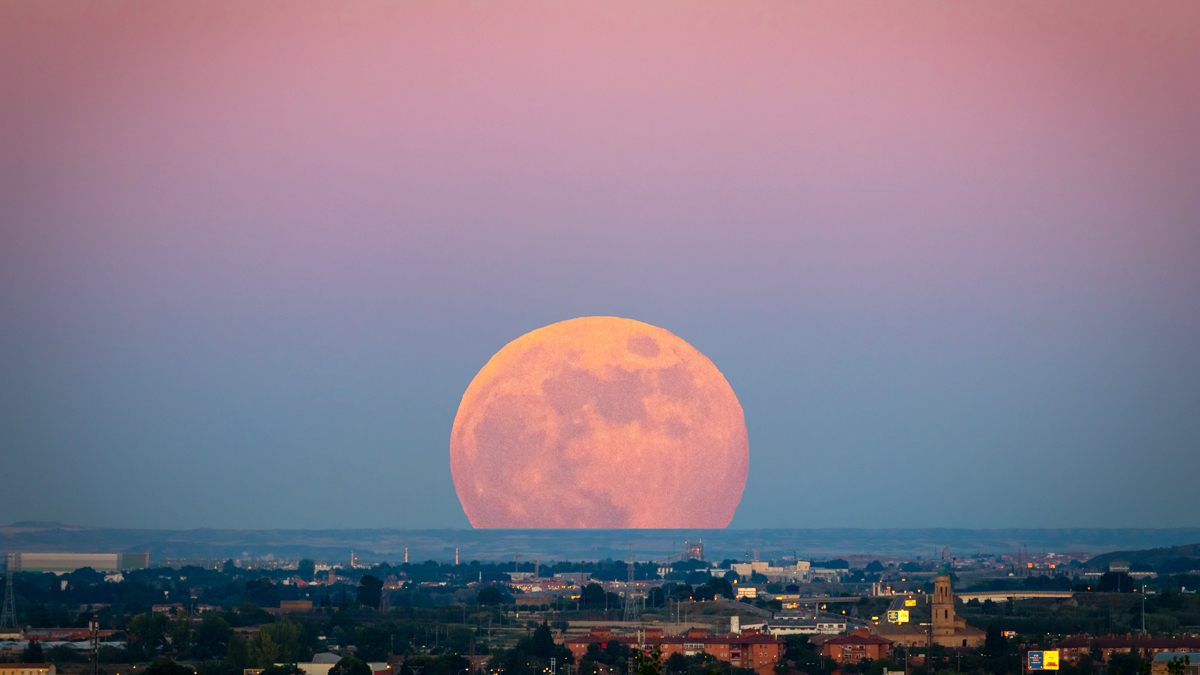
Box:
1, 1, 1198, 529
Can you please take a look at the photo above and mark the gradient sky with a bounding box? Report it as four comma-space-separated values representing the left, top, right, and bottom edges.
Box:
2, 1, 1198, 530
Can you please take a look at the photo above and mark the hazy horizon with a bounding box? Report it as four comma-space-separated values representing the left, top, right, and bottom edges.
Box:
7, 524, 1200, 563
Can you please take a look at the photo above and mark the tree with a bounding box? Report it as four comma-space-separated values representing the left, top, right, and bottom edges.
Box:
984, 624, 1007, 659
196, 661, 238, 675
129, 613, 172, 659
1166, 657, 1190, 675
297, 560, 317, 581
636, 646, 663, 675
445, 626, 475, 656
358, 575, 383, 609
144, 659, 193, 675
261, 665, 306, 675
226, 633, 253, 673
669, 584, 694, 601
647, 587, 666, 608
195, 615, 235, 660
530, 622, 555, 659
707, 577, 734, 599
169, 612, 193, 656
1110, 652, 1146, 675
581, 583, 607, 609
246, 578, 281, 607
253, 619, 304, 666
478, 586, 504, 605
330, 656, 373, 675
23, 640, 44, 663
355, 624, 395, 662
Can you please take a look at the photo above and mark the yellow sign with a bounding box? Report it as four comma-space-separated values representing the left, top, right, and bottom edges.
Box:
905, 599, 917, 606
887, 610, 910, 623
1044, 652, 1059, 670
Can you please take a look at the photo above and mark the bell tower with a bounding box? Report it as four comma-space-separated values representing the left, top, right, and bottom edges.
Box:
931, 573, 955, 638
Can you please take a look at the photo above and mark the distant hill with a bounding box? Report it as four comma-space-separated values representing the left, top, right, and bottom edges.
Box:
3, 521, 88, 532
1086, 543, 1200, 573
4, 527, 1200, 565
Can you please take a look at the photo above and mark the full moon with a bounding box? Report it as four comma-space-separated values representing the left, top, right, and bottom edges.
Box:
450, 316, 748, 528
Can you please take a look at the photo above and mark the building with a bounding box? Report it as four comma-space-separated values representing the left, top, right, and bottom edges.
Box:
24, 629, 117, 641
6, 552, 148, 574
553, 573, 592, 585
1151, 653, 1200, 675
297, 654, 390, 675
565, 626, 782, 675
1056, 637, 1200, 665
956, 591, 1074, 604
516, 594, 563, 607
873, 576, 984, 648
511, 579, 575, 593
931, 575, 985, 648
765, 616, 847, 636
0, 666, 57, 675
728, 562, 812, 584
808, 569, 843, 583
820, 630, 894, 665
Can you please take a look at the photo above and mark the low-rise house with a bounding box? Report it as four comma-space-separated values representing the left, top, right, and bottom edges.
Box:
1057, 636, 1200, 665
565, 626, 782, 675
820, 630, 894, 665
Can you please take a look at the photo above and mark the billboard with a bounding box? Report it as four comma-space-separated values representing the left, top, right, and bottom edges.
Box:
905, 599, 917, 606
1029, 651, 1059, 671
887, 610, 910, 623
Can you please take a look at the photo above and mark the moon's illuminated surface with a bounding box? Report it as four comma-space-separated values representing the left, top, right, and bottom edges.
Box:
450, 316, 748, 528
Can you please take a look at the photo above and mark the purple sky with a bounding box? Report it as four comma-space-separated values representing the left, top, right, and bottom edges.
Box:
1, 0, 1198, 529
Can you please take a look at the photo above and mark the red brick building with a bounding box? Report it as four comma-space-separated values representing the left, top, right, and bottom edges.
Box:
1056, 636, 1200, 665
566, 627, 783, 675
820, 630, 894, 665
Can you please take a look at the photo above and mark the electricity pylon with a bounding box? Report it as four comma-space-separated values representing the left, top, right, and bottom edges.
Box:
1, 553, 18, 630
623, 549, 639, 624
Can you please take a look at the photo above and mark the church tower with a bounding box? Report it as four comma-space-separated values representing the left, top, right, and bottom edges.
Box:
931, 573, 956, 638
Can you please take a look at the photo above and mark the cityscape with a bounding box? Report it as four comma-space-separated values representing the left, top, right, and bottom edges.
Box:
3, 534, 1200, 675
